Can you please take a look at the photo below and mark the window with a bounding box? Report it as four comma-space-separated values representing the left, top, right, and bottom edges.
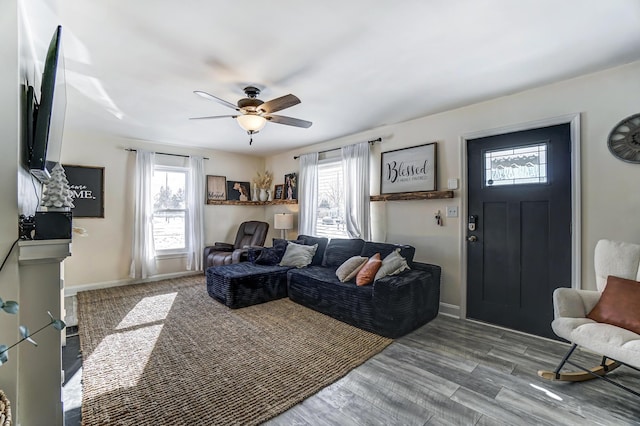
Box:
484, 142, 548, 187
316, 158, 349, 239
151, 166, 188, 254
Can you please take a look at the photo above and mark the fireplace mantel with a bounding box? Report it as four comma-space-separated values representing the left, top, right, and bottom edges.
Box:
17, 238, 71, 425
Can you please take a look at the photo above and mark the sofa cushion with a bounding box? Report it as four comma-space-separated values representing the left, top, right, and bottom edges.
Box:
297, 235, 329, 266
279, 242, 318, 268
206, 263, 292, 309
322, 238, 365, 267
287, 266, 376, 332
360, 241, 415, 266
375, 248, 411, 281
356, 253, 382, 286
587, 275, 640, 334
336, 256, 368, 282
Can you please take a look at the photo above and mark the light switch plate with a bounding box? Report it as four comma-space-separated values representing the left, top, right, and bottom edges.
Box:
446, 206, 458, 217
447, 178, 458, 190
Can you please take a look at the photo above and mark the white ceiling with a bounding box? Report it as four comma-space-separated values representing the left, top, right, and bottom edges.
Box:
23, 0, 640, 155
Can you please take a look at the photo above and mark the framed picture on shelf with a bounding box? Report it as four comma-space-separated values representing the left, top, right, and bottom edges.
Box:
380, 142, 437, 194
226, 180, 251, 201
274, 184, 284, 200
62, 164, 105, 218
284, 173, 297, 200
206, 175, 226, 203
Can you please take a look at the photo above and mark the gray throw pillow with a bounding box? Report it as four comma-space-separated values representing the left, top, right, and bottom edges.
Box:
335, 256, 368, 282
279, 242, 318, 268
374, 248, 410, 281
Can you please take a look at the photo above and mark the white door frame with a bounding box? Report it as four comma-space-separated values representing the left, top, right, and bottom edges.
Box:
458, 113, 582, 319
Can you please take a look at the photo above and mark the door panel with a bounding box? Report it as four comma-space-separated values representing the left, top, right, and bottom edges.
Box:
467, 124, 571, 339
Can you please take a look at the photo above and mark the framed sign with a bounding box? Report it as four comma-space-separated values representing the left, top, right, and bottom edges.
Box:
380, 143, 437, 194
206, 175, 226, 203
63, 164, 105, 218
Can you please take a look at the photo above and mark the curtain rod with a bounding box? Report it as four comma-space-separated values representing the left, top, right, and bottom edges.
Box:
125, 148, 209, 160
293, 137, 382, 160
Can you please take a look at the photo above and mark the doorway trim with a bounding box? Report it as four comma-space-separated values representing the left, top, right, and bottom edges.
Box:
459, 113, 581, 320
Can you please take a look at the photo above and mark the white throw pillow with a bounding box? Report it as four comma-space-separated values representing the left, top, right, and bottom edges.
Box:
374, 248, 410, 281
279, 242, 318, 268
335, 256, 368, 282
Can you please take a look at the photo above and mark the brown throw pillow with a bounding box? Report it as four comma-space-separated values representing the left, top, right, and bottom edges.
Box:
356, 253, 382, 286
587, 275, 640, 335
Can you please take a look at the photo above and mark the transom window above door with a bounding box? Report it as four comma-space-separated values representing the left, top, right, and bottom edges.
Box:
484, 142, 548, 187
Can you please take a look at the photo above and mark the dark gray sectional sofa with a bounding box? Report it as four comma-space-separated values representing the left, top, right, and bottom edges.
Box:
206, 235, 441, 338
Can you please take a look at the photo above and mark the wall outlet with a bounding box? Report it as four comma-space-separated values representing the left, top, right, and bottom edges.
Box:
446, 206, 458, 217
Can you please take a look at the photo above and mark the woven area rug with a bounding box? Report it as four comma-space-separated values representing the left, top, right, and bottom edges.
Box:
77, 275, 392, 425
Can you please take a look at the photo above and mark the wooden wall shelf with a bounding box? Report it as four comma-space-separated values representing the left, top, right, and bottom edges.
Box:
206, 199, 298, 206
370, 190, 454, 202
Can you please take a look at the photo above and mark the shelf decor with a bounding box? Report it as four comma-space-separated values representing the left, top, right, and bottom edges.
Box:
284, 173, 297, 200
226, 180, 251, 201
206, 175, 226, 203
380, 143, 437, 194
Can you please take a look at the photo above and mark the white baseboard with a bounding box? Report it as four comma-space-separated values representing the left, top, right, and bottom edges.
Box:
439, 302, 460, 318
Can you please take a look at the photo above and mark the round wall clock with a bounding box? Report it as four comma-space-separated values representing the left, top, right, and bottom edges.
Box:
607, 113, 640, 163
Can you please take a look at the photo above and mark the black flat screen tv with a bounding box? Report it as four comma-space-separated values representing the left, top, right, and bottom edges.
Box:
26, 25, 66, 182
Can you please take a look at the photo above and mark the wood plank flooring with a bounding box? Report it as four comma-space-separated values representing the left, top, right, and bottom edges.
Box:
64, 314, 640, 425
265, 315, 640, 426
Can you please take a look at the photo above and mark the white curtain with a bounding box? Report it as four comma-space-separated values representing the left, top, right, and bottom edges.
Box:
342, 142, 371, 240
298, 152, 319, 236
130, 150, 157, 279
186, 156, 205, 271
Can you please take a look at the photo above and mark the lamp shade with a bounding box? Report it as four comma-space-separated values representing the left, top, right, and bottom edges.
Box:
236, 114, 267, 132
274, 213, 294, 230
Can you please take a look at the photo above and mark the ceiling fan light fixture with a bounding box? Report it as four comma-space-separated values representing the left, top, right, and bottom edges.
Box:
236, 114, 267, 133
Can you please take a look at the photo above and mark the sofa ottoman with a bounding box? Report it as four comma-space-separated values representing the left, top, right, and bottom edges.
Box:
206, 262, 292, 309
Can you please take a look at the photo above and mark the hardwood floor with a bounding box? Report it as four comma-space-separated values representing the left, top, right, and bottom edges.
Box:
64, 315, 640, 425
265, 316, 640, 426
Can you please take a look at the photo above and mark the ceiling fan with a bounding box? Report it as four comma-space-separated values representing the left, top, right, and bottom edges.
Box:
190, 86, 312, 145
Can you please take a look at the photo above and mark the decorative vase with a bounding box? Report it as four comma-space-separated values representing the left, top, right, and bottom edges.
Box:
259, 188, 268, 202
252, 186, 258, 201
267, 190, 273, 202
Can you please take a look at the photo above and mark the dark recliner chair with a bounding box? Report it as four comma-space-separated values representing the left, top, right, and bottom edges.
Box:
203, 221, 269, 271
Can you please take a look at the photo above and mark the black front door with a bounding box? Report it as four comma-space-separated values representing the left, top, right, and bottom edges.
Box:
466, 124, 572, 339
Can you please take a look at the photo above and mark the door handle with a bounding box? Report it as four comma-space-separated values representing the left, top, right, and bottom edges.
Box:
467, 235, 478, 242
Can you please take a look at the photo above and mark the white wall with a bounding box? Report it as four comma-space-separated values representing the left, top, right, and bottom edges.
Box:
267, 60, 640, 309
0, 0, 21, 409
60, 131, 273, 290
60, 61, 640, 308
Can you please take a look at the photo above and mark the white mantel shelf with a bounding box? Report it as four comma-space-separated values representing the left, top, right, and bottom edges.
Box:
18, 239, 71, 264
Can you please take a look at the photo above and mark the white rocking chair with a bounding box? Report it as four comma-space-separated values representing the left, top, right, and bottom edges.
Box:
538, 239, 640, 396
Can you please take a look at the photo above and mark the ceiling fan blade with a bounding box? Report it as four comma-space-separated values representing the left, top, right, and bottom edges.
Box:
189, 115, 237, 120
258, 94, 301, 114
193, 91, 239, 111
266, 114, 312, 128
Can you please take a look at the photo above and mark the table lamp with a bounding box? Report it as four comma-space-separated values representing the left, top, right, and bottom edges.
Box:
274, 213, 294, 239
